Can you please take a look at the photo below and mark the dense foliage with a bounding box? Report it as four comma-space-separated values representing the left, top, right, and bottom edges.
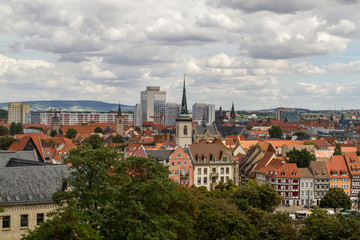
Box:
0, 126, 10, 136
333, 143, 343, 155
287, 148, 316, 168
22, 148, 360, 240
65, 128, 77, 139
320, 187, 351, 212
94, 126, 103, 133
111, 134, 124, 143
268, 125, 282, 139
0, 136, 19, 150
10, 122, 23, 135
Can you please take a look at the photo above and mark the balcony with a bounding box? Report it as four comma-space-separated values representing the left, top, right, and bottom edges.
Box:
210, 172, 219, 178
180, 172, 190, 179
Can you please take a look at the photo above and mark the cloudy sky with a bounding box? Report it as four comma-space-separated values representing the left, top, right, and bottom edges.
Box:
1, 0, 360, 110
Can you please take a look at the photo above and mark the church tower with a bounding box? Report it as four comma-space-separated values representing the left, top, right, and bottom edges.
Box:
176, 75, 193, 148
230, 102, 236, 125
115, 103, 124, 135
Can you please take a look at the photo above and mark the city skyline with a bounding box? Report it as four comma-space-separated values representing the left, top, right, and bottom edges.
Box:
1, 1, 360, 110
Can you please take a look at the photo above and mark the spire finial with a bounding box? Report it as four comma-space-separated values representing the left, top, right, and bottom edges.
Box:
180, 74, 188, 116
117, 101, 122, 116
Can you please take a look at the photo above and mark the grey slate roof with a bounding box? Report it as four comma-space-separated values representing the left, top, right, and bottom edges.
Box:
0, 165, 70, 206
0, 150, 37, 167
194, 125, 219, 135
146, 150, 174, 163
217, 125, 253, 139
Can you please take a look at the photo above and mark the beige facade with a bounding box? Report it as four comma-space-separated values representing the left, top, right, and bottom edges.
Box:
0, 203, 58, 240
140, 86, 166, 124
8, 102, 30, 124
176, 118, 192, 148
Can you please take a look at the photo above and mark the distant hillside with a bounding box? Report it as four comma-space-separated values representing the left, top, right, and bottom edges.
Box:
0, 109, 7, 118
0, 100, 134, 112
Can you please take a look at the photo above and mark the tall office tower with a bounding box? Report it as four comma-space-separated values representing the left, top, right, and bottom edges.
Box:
165, 103, 180, 126
140, 86, 166, 125
192, 103, 208, 123
8, 102, 30, 124
207, 104, 215, 124
276, 107, 299, 123
192, 103, 216, 124
134, 103, 142, 126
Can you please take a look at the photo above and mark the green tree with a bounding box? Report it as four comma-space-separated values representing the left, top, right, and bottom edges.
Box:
232, 180, 282, 212
50, 130, 57, 137
246, 125, 253, 130
0, 136, 19, 150
194, 198, 256, 240
304, 141, 317, 148
293, 131, 307, 136
287, 148, 316, 168
135, 126, 141, 133
23, 147, 196, 240
65, 128, 77, 139
10, 122, 23, 135
320, 187, 351, 212
334, 143, 343, 155
94, 126, 103, 134
268, 125, 282, 139
0, 126, 10, 136
111, 134, 124, 143
301, 207, 360, 240
84, 134, 104, 149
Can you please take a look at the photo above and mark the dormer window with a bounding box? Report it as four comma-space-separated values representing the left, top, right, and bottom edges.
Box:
341, 171, 347, 176
177, 153, 182, 158
292, 170, 297, 176
281, 171, 286, 175
223, 157, 227, 162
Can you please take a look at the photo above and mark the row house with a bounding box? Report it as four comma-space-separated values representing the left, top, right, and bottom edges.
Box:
343, 152, 360, 202
168, 147, 193, 186
266, 162, 300, 206
309, 161, 330, 206
298, 168, 315, 207
326, 156, 351, 196
189, 143, 238, 190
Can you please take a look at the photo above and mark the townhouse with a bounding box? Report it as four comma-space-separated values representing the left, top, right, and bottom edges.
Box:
343, 152, 360, 202
168, 146, 193, 186
309, 161, 330, 206
298, 168, 314, 207
326, 155, 351, 196
188, 143, 238, 190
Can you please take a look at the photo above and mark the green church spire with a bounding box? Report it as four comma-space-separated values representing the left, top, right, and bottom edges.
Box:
180, 74, 189, 117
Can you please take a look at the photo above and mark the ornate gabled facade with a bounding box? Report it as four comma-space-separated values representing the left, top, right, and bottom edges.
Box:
189, 143, 238, 190
192, 124, 220, 143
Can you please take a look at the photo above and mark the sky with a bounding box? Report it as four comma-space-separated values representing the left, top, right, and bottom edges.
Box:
1, 0, 360, 110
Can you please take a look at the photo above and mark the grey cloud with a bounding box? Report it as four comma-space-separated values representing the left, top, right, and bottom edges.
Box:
7, 42, 22, 52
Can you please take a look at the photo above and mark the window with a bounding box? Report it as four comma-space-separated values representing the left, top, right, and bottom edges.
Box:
184, 161, 187, 165
204, 168, 208, 174
204, 177, 207, 184
226, 177, 229, 183
221, 168, 224, 174
341, 178, 349, 182
197, 157, 201, 163
226, 168, 229, 174
183, 125, 188, 135
170, 170, 174, 176
2, 216, 10, 229
37, 213, 44, 225
171, 162, 175, 166
178, 162, 181, 166
198, 168, 201, 175
223, 157, 227, 162
197, 177, 201, 185
177, 153, 182, 158
175, 170, 179, 176
221, 177, 224, 182
21, 215, 28, 228
212, 168, 216, 174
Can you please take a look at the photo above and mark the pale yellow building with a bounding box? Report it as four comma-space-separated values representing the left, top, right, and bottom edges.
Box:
0, 155, 69, 240
8, 102, 30, 124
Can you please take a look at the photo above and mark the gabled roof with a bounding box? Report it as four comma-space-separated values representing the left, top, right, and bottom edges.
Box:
266, 162, 299, 179
194, 125, 219, 135
344, 152, 360, 176
0, 150, 37, 167
327, 155, 349, 177
146, 149, 174, 162
298, 168, 313, 178
310, 161, 329, 178
8, 136, 44, 161
0, 165, 70, 206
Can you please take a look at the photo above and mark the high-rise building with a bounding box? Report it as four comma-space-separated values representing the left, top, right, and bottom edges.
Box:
8, 102, 30, 124
134, 103, 142, 126
140, 86, 166, 125
165, 103, 179, 126
207, 104, 215, 124
276, 107, 299, 123
192, 103, 215, 125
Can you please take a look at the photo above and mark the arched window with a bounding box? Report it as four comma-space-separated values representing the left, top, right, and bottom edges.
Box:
184, 125, 188, 135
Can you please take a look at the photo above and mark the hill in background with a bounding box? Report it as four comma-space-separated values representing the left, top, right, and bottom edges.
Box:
0, 100, 134, 112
